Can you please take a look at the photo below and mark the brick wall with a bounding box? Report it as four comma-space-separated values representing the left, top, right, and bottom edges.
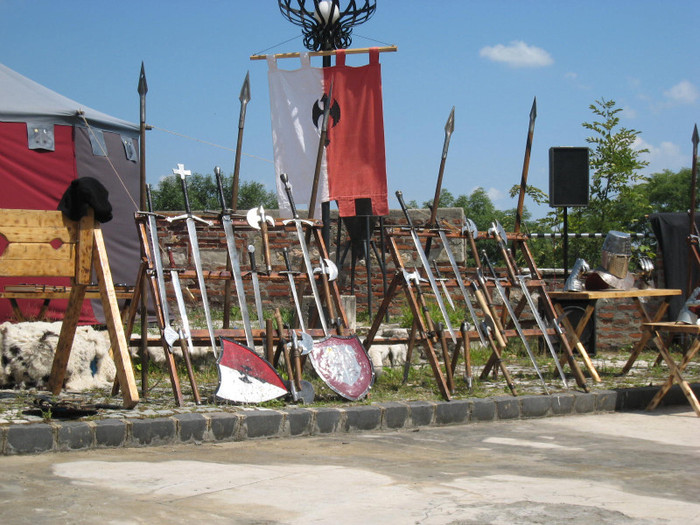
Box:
149, 207, 670, 352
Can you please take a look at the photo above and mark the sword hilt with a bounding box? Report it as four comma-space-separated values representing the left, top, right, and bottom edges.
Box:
248, 244, 257, 273
282, 247, 292, 272
481, 250, 503, 282
395, 190, 414, 229
178, 173, 192, 215
214, 166, 228, 213
280, 173, 299, 219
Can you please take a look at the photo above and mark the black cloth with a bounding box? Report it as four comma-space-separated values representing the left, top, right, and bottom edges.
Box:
649, 212, 700, 320
57, 177, 113, 223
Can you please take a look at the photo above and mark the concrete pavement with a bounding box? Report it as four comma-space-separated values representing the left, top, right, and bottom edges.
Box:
1, 406, 698, 524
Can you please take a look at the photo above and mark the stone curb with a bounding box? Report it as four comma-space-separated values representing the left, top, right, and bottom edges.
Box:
1, 384, 698, 455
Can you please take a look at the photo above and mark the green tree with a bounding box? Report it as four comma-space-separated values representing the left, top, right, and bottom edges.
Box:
532, 98, 651, 267
640, 167, 693, 213
151, 171, 278, 212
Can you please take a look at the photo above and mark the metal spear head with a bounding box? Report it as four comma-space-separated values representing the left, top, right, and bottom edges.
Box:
442, 106, 455, 158
693, 124, 699, 149
321, 80, 334, 133
528, 97, 537, 134
137, 61, 148, 96
239, 71, 251, 104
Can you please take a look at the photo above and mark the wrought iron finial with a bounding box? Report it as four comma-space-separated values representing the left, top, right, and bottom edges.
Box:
278, 0, 377, 51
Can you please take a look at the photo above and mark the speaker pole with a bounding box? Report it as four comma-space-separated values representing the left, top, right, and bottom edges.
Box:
563, 206, 569, 280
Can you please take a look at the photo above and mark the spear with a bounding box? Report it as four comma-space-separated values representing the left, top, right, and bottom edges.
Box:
424, 106, 455, 257
137, 61, 149, 396
514, 97, 537, 235
231, 71, 251, 210
308, 80, 334, 220
687, 124, 699, 296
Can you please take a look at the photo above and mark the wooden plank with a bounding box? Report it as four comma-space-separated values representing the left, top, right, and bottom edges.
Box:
0, 255, 75, 276
549, 289, 682, 300
0, 225, 76, 243
47, 283, 87, 394
93, 227, 139, 408
250, 45, 397, 60
74, 211, 94, 285
0, 209, 77, 230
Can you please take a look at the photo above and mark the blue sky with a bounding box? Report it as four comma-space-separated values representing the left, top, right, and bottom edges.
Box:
1, 1, 698, 219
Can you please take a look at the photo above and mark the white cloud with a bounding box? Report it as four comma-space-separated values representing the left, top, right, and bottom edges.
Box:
664, 80, 699, 105
633, 137, 686, 173
479, 41, 553, 68
487, 187, 504, 201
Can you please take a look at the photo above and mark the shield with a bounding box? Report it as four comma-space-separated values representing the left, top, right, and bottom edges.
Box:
216, 338, 288, 403
309, 336, 374, 401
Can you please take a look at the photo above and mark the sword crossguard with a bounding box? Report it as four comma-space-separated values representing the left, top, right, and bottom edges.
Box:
166, 213, 214, 227
282, 218, 313, 227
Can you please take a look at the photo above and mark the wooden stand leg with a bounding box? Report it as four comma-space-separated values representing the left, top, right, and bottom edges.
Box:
647, 338, 700, 413
48, 284, 87, 395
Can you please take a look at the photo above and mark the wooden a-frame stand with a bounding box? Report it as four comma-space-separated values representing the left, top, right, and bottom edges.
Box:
0, 208, 139, 408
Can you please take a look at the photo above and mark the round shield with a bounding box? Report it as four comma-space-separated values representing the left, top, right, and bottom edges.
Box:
309, 335, 374, 401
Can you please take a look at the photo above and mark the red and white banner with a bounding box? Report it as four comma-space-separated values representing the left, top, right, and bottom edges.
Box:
268, 49, 388, 218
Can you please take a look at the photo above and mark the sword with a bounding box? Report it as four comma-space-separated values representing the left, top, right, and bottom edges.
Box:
482, 250, 550, 394
280, 173, 329, 335
434, 225, 488, 347
281, 247, 307, 333
144, 185, 178, 349
432, 260, 455, 310
167, 163, 217, 356
215, 167, 254, 348
167, 247, 202, 404
489, 220, 568, 387
396, 190, 456, 343
247, 245, 265, 330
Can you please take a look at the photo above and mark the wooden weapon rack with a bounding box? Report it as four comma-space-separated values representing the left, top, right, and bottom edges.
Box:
125, 212, 352, 406
364, 224, 590, 401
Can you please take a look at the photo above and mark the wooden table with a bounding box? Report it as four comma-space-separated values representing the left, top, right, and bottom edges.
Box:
549, 288, 683, 381
640, 322, 700, 416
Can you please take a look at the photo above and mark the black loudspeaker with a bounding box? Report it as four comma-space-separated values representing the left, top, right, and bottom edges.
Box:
549, 147, 590, 207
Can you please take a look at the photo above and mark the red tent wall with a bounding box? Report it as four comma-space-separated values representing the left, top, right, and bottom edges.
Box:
0, 122, 97, 323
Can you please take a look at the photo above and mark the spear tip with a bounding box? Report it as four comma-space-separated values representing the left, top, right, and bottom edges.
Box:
693, 123, 699, 146
239, 71, 251, 104
445, 106, 455, 136
530, 96, 537, 120
137, 61, 148, 96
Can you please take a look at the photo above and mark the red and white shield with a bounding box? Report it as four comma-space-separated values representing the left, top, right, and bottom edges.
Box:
309, 335, 374, 401
216, 338, 288, 403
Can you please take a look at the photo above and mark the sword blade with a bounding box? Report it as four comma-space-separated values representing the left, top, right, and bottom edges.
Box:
185, 218, 217, 355
221, 216, 254, 347
437, 229, 487, 346
409, 229, 456, 343
250, 272, 265, 330
286, 273, 306, 333
170, 270, 195, 352
292, 221, 328, 335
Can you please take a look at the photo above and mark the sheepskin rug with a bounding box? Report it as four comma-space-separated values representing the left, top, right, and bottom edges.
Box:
0, 322, 116, 391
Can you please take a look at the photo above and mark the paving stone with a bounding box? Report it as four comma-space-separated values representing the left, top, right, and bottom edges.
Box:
286, 409, 313, 436
550, 393, 575, 415
174, 413, 207, 443
621, 386, 657, 410
520, 395, 551, 418
345, 406, 381, 431
208, 413, 241, 441
495, 397, 520, 420
6, 423, 53, 454
470, 398, 496, 422
314, 407, 343, 434
407, 401, 435, 427
573, 392, 597, 413
244, 410, 284, 439
381, 402, 409, 429
57, 421, 93, 451
131, 418, 176, 446
594, 390, 618, 412
94, 419, 126, 448
435, 399, 470, 425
